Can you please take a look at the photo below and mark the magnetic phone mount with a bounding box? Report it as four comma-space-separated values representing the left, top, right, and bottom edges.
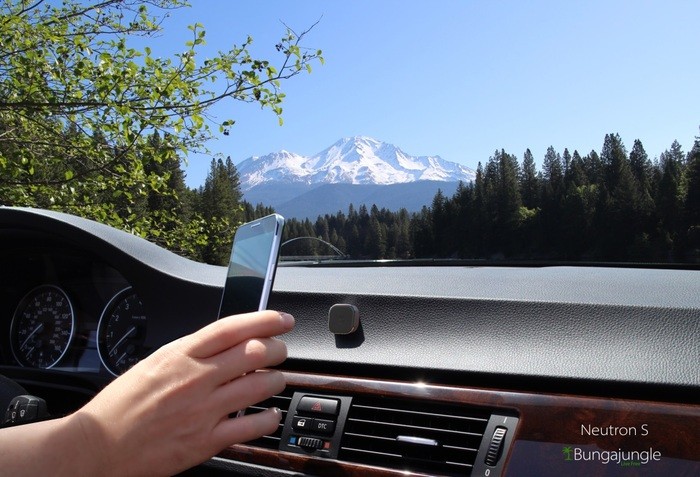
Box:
328, 304, 360, 335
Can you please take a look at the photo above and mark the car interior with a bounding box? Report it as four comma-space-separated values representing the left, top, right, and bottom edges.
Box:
0, 206, 698, 476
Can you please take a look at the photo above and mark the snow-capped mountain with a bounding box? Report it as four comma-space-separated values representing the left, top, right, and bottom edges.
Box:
236, 136, 475, 191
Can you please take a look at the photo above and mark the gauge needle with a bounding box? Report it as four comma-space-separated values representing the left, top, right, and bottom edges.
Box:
20, 323, 44, 350
115, 351, 128, 366
109, 326, 137, 357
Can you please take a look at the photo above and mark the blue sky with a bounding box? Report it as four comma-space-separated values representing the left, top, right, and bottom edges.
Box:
146, 1, 700, 187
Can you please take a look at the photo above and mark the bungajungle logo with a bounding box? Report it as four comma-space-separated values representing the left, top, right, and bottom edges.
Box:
562, 446, 662, 466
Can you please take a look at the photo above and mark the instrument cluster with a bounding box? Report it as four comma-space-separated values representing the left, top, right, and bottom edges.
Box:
0, 247, 151, 376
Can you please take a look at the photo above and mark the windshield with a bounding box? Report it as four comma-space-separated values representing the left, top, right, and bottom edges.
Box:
1, 1, 698, 266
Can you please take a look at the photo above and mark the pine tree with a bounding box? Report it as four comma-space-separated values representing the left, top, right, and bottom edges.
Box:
540, 146, 564, 255
565, 150, 588, 188
583, 150, 603, 185
596, 133, 645, 259
451, 181, 473, 257
200, 157, 243, 222
520, 149, 539, 209
395, 208, 413, 259
542, 146, 564, 191
471, 162, 487, 257
410, 206, 434, 258
366, 213, 387, 259
629, 139, 654, 198
562, 148, 572, 176
431, 189, 450, 256
656, 140, 685, 258
315, 216, 331, 243
143, 132, 190, 220
560, 150, 594, 259
197, 157, 244, 265
495, 150, 522, 255
683, 137, 700, 258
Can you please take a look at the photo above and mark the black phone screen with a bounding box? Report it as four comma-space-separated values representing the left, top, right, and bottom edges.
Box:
218, 216, 282, 318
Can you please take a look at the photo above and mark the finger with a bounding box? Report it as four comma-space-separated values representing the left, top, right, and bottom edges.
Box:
185, 311, 294, 359
211, 407, 284, 450
210, 369, 286, 416
204, 337, 287, 385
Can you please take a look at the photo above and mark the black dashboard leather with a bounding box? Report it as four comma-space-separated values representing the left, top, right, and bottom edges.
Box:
270, 291, 700, 390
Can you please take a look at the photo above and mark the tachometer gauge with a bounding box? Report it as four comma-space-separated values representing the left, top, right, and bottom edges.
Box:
10, 285, 75, 368
97, 287, 148, 376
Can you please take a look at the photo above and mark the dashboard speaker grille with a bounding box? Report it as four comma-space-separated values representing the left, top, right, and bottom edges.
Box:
242, 387, 295, 449
339, 395, 491, 476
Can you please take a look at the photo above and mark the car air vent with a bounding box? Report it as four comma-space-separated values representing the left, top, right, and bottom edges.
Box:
340, 395, 491, 476
242, 387, 295, 449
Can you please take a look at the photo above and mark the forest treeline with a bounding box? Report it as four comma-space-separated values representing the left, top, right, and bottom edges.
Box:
280, 133, 700, 263
3, 129, 699, 265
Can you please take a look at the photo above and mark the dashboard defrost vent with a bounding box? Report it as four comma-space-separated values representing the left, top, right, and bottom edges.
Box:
241, 387, 295, 449
340, 395, 490, 476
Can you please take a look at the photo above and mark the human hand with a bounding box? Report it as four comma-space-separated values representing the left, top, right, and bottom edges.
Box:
71, 310, 294, 476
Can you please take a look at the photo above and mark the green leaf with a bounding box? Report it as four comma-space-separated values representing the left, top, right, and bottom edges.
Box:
0, 0, 323, 261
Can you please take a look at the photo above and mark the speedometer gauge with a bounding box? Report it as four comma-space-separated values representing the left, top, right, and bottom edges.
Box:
97, 287, 149, 376
10, 285, 75, 368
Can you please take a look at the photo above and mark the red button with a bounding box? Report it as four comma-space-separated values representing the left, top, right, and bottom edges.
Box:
297, 396, 339, 415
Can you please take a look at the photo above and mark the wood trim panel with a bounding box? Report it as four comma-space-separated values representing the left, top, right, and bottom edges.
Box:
218, 371, 700, 476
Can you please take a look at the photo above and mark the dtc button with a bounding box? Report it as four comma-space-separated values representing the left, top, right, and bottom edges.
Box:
312, 419, 335, 435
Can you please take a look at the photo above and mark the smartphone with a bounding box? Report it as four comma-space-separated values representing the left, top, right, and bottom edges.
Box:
217, 214, 285, 318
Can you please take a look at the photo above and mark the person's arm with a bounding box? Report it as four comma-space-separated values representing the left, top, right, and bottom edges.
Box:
0, 310, 295, 477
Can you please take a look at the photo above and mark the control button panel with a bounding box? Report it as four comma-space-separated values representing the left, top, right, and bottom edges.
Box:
279, 392, 352, 458
3, 395, 49, 427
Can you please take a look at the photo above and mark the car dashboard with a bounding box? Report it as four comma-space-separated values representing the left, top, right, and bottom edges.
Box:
0, 206, 698, 477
